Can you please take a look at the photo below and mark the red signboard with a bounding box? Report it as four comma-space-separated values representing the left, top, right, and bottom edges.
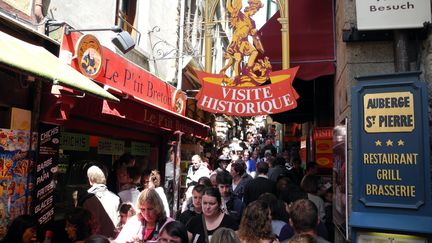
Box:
314, 127, 333, 168
60, 32, 184, 115
195, 67, 299, 116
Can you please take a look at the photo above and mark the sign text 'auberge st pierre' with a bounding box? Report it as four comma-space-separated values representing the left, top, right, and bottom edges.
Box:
352, 73, 431, 214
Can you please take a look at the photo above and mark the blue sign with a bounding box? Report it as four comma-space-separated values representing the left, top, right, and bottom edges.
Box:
350, 72, 432, 234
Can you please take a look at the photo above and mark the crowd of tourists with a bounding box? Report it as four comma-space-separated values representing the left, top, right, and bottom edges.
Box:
1, 130, 334, 243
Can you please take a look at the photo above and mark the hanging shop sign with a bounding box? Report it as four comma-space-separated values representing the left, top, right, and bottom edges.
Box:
61, 32, 186, 115
195, 0, 299, 116
356, 0, 431, 30
350, 72, 432, 236
75, 34, 103, 79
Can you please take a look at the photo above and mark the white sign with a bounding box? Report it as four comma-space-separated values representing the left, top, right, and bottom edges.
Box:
356, 0, 431, 30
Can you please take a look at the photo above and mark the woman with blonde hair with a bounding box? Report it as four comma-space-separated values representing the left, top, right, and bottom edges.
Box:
237, 200, 279, 243
115, 188, 173, 242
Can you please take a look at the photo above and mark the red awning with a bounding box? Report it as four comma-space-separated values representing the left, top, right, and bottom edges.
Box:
259, 0, 335, 81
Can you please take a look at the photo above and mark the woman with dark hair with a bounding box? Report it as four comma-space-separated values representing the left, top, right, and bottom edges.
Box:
186, 187, 238, 243
229, 160, 252, 201
116, 188, 173, 243
258, 193, 292, 241
157, 221, 188, 243
237, 200, 278, 243
1, 215, 37, 243
65, 207, 97, 242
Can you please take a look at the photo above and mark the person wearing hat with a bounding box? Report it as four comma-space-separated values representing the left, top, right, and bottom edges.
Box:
213, 147, 232, 174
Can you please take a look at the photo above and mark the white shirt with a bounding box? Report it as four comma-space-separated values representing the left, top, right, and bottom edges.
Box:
118, 186, 140, 205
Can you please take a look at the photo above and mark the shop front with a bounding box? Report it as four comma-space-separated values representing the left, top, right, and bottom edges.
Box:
38, 29, 209, 222
0, 15, 119, 237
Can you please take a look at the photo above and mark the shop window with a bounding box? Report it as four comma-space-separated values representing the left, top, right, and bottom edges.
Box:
116, 0, 137, 35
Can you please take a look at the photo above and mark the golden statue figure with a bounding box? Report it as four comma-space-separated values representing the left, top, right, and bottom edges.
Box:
220, 0, 271, 87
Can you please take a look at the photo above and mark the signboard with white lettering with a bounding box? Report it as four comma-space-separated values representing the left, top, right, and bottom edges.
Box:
34, 124, 58, 226
350, 72, 432, 236
356, 0, 431, 30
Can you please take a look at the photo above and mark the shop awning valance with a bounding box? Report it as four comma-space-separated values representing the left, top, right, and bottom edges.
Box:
0, 31, 119, 102
259, 0, 335, 81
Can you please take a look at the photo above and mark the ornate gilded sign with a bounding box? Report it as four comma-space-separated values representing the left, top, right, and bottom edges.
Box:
195, 0, 299, 116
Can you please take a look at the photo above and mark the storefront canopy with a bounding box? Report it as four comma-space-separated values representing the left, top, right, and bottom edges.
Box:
0, 31, 119, 102
259, 0, 335, 81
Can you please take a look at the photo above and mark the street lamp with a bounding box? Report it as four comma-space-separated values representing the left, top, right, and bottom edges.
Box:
64, 25, 135, 54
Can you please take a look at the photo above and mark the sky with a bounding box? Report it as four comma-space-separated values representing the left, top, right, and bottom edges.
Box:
243, 0, 278, 29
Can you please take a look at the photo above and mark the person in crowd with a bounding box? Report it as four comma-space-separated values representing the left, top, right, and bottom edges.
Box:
300, 176, 326, 223
288, 199, 330, 243
243, 161, 277, 205
139, 169, 151, 191
165, 147, 175, 209
79, 165, 120, 238
117, 202, 136, 233
181, 176, 213, 213
305, 162, 319, 177
83, 234, 110, 243
186, 155, 210, 187
149, 170, 171, 217
210, 227, 240, 243
243, 150, 256, 178
237, 200, 279, 243
209, 173, 218, 188
229, 160, 252, 201
287, 157, 304, 186
157, 221, 189, 243
107, 153, 136, 193
214, 154, 232, 174
216, 171, 244, 223
254, 147, 264, 163
263, 150, 273, 163
0, 215, 37, 243
268, 156, 290, 182
197, 177, 212, 188
117, 166, 141, 205
276, 176, 293, 197
116, 188, 173, 242
186, 187, 238, 243
322, 187, 334, 242
65, 207, 97, 243
261, 139, 277, 157
282, 150, 291, 169
178, 184, 205, 225
258, 193, 291, 242
284, 233, 317, 243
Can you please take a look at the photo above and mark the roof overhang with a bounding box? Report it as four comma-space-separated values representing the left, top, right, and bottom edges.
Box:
0, 30, 119, 102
